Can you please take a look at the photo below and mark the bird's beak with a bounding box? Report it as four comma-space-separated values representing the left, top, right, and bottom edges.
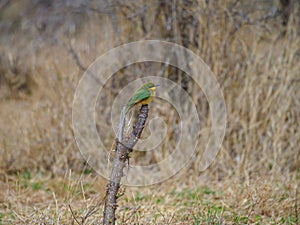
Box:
154, 84, 160, 87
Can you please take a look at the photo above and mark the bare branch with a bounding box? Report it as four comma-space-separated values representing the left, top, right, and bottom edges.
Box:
103, 104, 149, 225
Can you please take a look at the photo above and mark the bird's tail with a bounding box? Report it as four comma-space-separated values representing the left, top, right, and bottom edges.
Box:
117, 106, 126, 141
124, 104, 132, 115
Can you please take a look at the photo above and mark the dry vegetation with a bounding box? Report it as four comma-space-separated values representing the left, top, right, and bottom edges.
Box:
0, 0, 299, 224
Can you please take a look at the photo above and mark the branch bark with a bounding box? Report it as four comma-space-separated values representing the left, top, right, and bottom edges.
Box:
103, 104, 149, 225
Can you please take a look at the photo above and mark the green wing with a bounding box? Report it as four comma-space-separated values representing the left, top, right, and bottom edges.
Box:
127, 88, 151, 107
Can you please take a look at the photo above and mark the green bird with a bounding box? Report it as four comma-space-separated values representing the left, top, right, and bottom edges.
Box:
125, 82, 159, 114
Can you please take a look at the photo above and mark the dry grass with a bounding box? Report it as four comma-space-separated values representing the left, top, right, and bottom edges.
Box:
0, 0, 299, 224
0, 170, 298, 224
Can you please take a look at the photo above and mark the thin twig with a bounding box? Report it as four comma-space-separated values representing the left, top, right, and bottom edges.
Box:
68, 204, 81, 225
82, 197, 105, 224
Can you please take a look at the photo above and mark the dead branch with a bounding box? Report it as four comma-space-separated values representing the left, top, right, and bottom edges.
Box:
103, 104, 149, 225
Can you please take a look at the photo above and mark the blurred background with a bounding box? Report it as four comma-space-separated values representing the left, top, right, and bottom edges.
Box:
0, 0, 299, 224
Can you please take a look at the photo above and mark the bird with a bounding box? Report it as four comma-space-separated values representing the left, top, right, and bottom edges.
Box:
125, 82, 159, 114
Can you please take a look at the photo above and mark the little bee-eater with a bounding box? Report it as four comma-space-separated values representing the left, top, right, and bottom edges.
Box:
125, 82, 159, 114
